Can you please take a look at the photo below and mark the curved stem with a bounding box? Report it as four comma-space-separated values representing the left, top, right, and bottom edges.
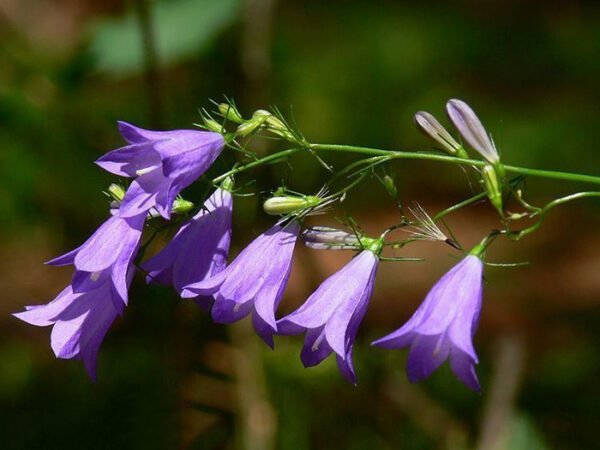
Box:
212, 147, 303, 183
434, 191, 487, 221
512, 191, 600, 240
434, 177, 524, 221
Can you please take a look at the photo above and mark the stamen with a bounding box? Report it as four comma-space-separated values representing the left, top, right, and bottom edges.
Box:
90, 271, 102, 282
433, 334, 445, 357
136, 167, 154, 176
312, 333, 325, 352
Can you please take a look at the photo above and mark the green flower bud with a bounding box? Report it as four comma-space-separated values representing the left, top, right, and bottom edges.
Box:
382, 174, 398, 198
263, 195, 320, 215
172, 197, 195, 214
107, 184, 126, 202
221, 176, 235, 192
236, 112, 270, 137
218, 103, 244, 123
482, 164, 503, 215
203, 116, 224, 133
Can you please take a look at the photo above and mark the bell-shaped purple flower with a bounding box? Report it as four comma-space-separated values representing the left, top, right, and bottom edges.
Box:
182, 221, 300, 347
141, 188, 233, 306
278, 250, 379, 384
14, 212, 145, 380
96, 121, 225, 219
373, 255, 484, 391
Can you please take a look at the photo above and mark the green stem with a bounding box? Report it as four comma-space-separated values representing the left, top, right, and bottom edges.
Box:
434, 191, 487, 221
433, 177, 524, 221
311, 144, 600, 186
512, 191, 600, 240
212, 148, 303, 184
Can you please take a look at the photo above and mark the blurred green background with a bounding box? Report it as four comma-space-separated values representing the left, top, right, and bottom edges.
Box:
1, 0, 599, 448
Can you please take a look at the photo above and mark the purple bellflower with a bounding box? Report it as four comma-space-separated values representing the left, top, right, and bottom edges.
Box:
142, 187, 233, 306
182, 221, 300, 347
14, 212, 145, 380
96, 122, 225, 219
373, 254, 484, 391
278, 249, 379, 384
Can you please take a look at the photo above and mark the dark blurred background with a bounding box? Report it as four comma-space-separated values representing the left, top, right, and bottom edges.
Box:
1, 0, 600, 448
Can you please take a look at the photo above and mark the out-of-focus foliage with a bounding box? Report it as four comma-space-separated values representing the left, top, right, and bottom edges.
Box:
90, 0, 240, 75
1, 0, 599, 449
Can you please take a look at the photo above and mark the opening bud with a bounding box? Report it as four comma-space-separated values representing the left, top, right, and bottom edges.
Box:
446, 99, 499, 163
481, 164, 503, 215
218, 103, 244, 123
302, 227, 360, 250
414, 111, 464, 156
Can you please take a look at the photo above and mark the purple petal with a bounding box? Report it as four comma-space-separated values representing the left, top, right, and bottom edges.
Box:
119, 168, 170, 218
300, 327, 332, 367
279, 251, 374, 331
336, 348, 357, 385
253, 312, 276, 349
447, 256, 483, 361
13, 287, 75, 326
50, 284, 122, 381
450, 348, 481, 392
118, 121, 170, 144
74, 215, 132, 272
406, 334, 450, 383
45, 246, 82, 267
170, 189, 232, 294
211, 294, 254, 323
95, 142, 161, 177
252, 222, 299, 330
110, 214, 145, 305
324, 251, 377, 357
161, 133, 224, 178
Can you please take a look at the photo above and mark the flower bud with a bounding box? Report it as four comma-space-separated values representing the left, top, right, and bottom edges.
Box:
203, 116, 224, 133
236, 112, 270, 137
218, 103, 244, 123
382, 174, 398, 198
302, 227, 360, 250
263, 195, 320, 215
107, 184, 126, 202
481, 164, 503, 215
414, 111, 462, 156
172, 197, 195, 214
446, 99, 499, 163
221, 175, 235, 192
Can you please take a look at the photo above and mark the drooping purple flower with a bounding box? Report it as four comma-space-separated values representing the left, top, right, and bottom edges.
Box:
446, 99, 498, 164
278, 250, 379, 384
373, 255, 484, 391
96, 122, 225, 219
141, 187, 233, 306
14, 212, 145, 380
181, 221, 300, 347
